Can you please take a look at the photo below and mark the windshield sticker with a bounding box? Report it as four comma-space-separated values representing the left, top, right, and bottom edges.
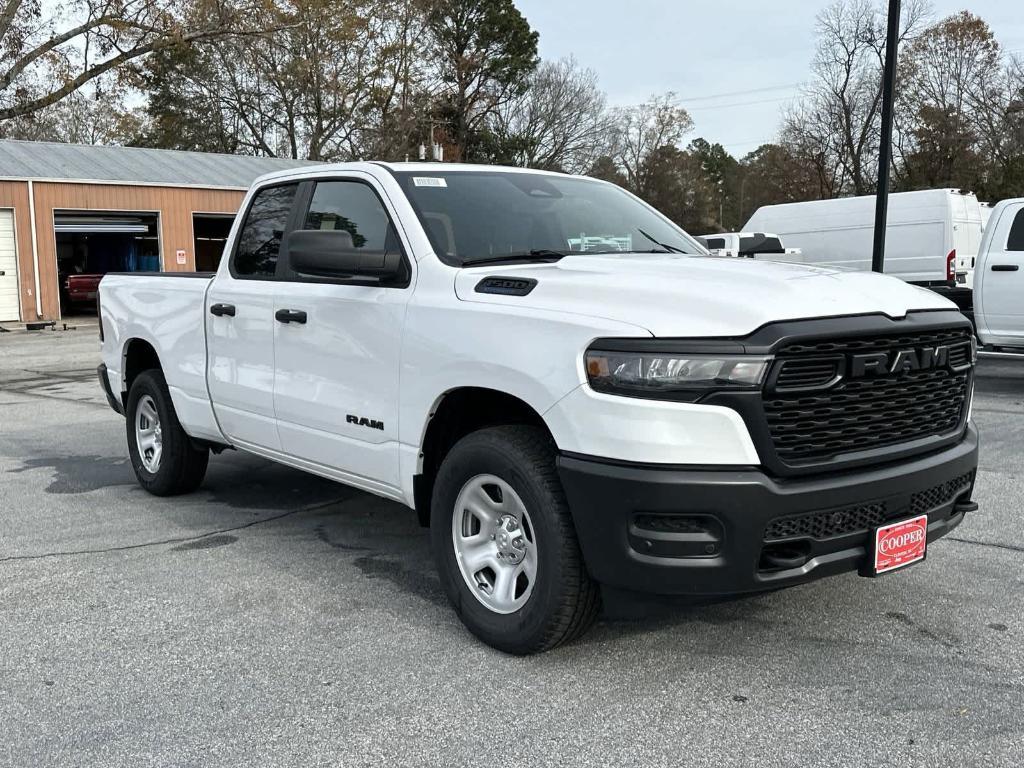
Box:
413, 177, 447, 188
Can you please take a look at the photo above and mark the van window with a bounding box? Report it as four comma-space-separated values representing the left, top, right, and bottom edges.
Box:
1008, 209, 1024, 251
232, 184, 298, 278
704, 237, 726, 249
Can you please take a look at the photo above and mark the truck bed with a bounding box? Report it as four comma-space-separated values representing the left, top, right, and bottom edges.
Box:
98, 272, 223, 442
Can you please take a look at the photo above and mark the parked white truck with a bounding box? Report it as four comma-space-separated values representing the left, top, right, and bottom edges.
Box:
98, 164, 979, 653
973, 197, 1024, 350
696, 232, 800, 259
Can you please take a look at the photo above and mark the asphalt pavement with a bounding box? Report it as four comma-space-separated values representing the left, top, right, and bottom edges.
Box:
1, 324, 1022, 767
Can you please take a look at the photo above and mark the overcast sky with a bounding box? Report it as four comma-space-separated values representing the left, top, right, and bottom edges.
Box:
514, 0, 1024, 158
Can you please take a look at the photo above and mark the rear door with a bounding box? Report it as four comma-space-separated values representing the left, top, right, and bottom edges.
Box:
206, 182, 300, 450
978, 203, 1024, 344
272, 175, 413, 494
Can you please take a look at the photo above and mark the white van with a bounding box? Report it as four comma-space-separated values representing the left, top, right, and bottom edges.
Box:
743, 189, 983, 301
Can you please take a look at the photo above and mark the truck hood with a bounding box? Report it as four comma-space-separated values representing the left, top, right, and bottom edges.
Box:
454, 253, 954, 337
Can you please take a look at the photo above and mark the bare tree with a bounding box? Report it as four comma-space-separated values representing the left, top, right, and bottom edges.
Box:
0, 0, 268, 122
493, 57, 615, 173
783, 0, 930, 196
612, 92, 694, 194
133, 0, 428, 160
0, 76, 136, 142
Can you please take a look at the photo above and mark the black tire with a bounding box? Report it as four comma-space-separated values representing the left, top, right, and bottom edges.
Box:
126, 369, 209, 496
431, 425, 600, 654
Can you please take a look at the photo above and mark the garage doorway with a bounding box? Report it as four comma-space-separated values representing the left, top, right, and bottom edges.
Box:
0, 209, 20, 322
193, 214, 235, 273
54, 212, 160, 318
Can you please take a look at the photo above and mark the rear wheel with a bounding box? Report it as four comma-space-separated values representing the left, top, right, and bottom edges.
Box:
126, 369, 208, 496
431, 426, 600, 654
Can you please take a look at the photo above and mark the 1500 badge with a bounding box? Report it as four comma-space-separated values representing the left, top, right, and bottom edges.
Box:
347, 414, 384, 431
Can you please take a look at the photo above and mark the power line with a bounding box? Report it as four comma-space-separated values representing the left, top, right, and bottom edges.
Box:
687, 95, 797, 112
677, 82, 807, 103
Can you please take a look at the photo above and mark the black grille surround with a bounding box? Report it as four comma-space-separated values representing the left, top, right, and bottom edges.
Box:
701, 310, 975, 477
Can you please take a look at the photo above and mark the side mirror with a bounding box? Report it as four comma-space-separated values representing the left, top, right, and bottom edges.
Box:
287, 229, 402, 280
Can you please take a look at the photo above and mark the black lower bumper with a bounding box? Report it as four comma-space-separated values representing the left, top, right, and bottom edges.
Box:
97, 363, 123, 415
557, 426, 979, 597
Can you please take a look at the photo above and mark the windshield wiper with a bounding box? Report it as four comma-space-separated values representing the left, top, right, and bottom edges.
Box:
636, 228, 686, 254
461, 250, 571, 267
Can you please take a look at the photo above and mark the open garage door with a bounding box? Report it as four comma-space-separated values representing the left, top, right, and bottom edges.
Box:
0, 209, 19, 322
193, 214, 235, 272
55, 212, 160, 317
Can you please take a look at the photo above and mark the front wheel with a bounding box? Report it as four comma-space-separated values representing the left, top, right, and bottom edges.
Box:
126, 369, 209, 496
430, 426, 600, 654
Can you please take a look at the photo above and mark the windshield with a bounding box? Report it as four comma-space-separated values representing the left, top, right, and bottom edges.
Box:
392, 170, 704, 266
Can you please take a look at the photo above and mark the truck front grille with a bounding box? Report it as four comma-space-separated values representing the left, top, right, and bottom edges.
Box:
762, 327, 973, 467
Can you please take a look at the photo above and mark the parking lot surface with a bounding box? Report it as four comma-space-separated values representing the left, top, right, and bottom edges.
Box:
1, 326, 1022, 767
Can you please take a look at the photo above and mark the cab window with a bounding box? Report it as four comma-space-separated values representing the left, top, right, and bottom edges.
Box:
1007, 209, 1024, 251
232, 184, 298, 278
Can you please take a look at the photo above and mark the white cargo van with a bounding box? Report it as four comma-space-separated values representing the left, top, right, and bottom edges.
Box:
744, 189, 983, 304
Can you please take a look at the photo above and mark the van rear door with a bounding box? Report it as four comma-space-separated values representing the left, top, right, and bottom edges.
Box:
951, 193, 983, 287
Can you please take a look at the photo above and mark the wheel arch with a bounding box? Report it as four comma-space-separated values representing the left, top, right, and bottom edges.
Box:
413, 386, 556, 527
121, 337, 163, 404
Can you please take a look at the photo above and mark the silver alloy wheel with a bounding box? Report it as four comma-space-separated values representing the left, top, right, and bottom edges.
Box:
135, 394, 163, 473
452, 474, 538, 614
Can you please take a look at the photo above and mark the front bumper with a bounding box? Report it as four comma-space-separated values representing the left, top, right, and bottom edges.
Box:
557, 425, 979, 596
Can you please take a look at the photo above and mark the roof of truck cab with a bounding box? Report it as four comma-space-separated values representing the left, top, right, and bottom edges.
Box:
252, 161, 573, 184
375, 162, 566, 175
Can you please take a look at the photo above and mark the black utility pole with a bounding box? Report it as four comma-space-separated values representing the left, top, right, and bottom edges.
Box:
872, 0, 902, 273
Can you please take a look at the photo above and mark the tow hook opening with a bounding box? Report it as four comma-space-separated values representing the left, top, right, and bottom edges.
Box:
759, 541, 811, 572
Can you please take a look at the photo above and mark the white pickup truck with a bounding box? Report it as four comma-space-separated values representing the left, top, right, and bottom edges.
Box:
972, 197, 1024, 351
98, 163, 979, 653
697, 231, 799, 259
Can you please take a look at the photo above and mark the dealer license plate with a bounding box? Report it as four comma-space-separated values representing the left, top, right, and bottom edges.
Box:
870, 514, 928, 575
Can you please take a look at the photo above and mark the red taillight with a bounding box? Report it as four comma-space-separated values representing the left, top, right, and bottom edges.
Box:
946, 249, 956, 281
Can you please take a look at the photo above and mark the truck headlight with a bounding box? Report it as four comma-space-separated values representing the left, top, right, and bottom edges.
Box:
585, 346, 770, 401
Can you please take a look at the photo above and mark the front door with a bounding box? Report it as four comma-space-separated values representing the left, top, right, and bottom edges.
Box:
273, 176, 412, 494
981, 204, 1024, 344
207, 182, 300, 451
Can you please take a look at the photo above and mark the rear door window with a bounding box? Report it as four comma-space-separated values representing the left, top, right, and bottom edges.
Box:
1007, 209, 1024, 251
232, 184, 298, 278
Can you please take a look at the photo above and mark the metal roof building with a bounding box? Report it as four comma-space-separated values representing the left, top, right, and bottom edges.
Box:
0, 139, 310, 188
0, 140, 312, 324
